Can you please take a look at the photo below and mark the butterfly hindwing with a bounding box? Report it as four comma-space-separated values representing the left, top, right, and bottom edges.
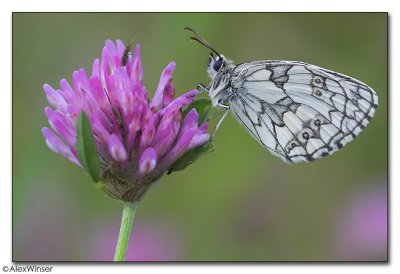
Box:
228, 61, 378, 163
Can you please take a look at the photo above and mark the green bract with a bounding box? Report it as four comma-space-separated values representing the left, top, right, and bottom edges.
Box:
76, 111, 101, 182
168, 141, 215, 174
183, 98, 212, 125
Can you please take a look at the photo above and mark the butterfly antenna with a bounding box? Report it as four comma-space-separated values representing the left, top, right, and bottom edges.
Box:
184, 27, 221, 58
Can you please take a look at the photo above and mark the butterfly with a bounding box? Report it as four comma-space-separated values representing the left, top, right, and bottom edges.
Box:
185, 27, 379, 163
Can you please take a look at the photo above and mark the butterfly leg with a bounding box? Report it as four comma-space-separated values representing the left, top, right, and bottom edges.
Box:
211, 109, 229, 139
217, 102, 230, 109
196, 83, 209, 95
206, 105, 228, 122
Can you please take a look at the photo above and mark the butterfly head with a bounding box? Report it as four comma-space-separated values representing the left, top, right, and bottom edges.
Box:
207, 53, 233, 79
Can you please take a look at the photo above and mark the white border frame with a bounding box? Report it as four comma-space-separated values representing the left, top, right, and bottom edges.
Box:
2, 1, 397, 273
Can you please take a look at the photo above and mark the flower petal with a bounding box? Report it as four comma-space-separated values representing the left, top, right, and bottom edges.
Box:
151, 106, 181, 157
108, 134, 128, 162
138, 147, 157, 176
105, 39, 118, 73
42, 127, 81, 166
158, 89, 198, 117
116, 39, 126, 58
177, 108, 199, 140
131, 44, 143, 84
115, 67, 134, 116
189, 133, 210, 150
158, 127, 197, 171
89, 74, 107, 107
151, 62, 176, 110
59, 79, 76, 104
138, 109, 156, 153
43, 84, 68, 113
92, 58, 100, 79
90, 116, 110, 144
162, 82, 175, 108
44, 107, 75, 147
126, 101, 144, 153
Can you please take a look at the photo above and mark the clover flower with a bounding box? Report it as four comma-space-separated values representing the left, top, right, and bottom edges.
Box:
42, 40, 211, 203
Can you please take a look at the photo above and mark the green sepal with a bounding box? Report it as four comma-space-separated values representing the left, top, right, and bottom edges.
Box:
76, 111, 101, 182
167, 141, 215, 175
183, 98, 212, 124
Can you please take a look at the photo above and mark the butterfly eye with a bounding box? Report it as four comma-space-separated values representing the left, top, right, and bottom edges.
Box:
213, 59, 224, 71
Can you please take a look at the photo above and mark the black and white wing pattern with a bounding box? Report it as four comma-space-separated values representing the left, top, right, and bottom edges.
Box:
228, 61, 378, 163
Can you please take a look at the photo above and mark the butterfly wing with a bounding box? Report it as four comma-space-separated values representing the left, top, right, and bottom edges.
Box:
228, 61, 378, 163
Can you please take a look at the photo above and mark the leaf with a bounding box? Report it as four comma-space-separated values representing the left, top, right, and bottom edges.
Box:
183, 98, 212, 124
76, 111, 101, 182
167, 141, 215, 175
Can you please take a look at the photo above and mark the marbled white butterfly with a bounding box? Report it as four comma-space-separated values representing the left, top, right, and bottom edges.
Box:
185, 27, 378, 163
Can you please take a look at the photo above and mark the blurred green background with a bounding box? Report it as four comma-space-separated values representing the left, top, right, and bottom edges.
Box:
13, 13, 387, 261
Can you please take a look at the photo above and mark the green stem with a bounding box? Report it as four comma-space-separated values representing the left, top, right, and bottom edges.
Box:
114, 202, 137, 261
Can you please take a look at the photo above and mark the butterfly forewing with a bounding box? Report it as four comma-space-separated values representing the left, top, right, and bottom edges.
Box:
228, 61, 378, 163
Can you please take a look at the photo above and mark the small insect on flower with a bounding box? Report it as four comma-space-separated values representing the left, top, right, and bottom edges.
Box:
121, 44, 131, 66
185, 27, 378, 163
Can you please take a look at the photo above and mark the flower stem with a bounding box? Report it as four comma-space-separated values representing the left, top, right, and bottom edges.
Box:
114, 202, 137, 261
